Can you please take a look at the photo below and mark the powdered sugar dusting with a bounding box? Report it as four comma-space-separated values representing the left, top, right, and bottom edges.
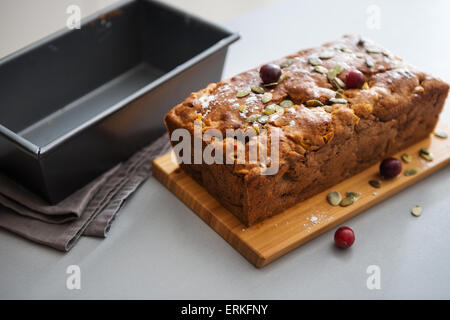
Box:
199, 94, 215, 109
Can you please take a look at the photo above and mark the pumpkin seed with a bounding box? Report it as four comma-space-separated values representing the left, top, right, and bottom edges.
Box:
251, 85, 265, 94
327, 64, 344, 82
275, 105, 284, 114
329, 98, 347, 104
280, 59, 294, 68
246, 114, 259, 123
356, 53, 365, 59
261, 92, 273, 103
308, 56, 322, 66
263, 104, 276, 115
305, 99, 324, 107
411, 205, 422, 217
257, 115, 269, 124
401, 153, 412, 163
362, 82, 370, 90
323, 105, 333, 113
339, 196, 355, 207
319, 51, 335, 59
236, 88, 251, 98
346, 192, 361, 200
332, 77, 346, 89
366, 47, 381, 54
419, 148, 433, 161
327, 69, 337, 82
239, 105, 247, 113
365, 57, 374, 68
419, 148, 430, 155
340, 47, 352, 53
404, 168, 418, 176
252, 125, 260, 135
434, 130, 448, 139
314, 65, 328, 74
280, 100, 294, 108
333, 63, 344, 75
327, 191, 342, 206
420, 153, 433, 161
335, 91, 345, 99
279, 72, 289, 83
369, 180, 381, 188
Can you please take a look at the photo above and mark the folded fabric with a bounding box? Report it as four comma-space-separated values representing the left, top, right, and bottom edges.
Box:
0, 134, 171, 251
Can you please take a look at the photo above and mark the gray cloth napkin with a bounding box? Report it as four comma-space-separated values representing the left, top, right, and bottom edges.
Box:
0, 134, 171, 251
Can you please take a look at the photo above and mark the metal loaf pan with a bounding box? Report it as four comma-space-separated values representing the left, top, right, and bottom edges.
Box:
0, 0, 239, 203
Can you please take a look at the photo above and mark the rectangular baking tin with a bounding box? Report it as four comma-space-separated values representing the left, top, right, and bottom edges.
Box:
0, 0, 239, 203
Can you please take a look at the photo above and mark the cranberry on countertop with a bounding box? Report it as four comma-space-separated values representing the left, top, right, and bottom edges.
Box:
379, 157, 402, 178
260, 63, 281, 84
345, 70, 366, 89
334, 226, 355, 249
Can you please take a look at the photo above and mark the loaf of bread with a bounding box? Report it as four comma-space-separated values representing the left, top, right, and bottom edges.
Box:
165, 35, 449, 226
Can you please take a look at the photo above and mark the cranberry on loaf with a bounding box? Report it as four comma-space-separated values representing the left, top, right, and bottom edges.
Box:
165, 35, 449, 226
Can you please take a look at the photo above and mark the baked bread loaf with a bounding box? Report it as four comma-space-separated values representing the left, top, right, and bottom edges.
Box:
165, 35, 449, 226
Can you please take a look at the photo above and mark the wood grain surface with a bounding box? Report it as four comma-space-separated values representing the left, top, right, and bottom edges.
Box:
153, 122, 450, 268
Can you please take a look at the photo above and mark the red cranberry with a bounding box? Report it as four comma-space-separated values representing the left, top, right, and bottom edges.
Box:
379, 157, 402, 178
334, 226, 355, 249
260, 63, 281, 84
345, 70, 365, 89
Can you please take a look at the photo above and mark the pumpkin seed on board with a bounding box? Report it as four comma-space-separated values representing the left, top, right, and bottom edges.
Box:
434, 130, 448, 139
261, 92, 273, 103
339, 196, 355, 207
279, 100, 294, 108
404, 168, 418, 176
401, 153, 412, 163
327, 191, 342, 206
419, 148, 433, 161
305, 99, 324, 107
236, 88, 251, 98
308, 56, 323, 66
251, 85, 265, 94
239, 105, 247, 113
280, 59, 294, 68
369, 180, 381, 188
346, 192, 361, 200
411, 205, 422, 217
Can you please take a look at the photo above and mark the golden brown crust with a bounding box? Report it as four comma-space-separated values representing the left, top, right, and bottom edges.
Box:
165, 35, 449, 226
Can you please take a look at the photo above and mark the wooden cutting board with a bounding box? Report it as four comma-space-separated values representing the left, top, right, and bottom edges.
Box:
153, 121, 450, 268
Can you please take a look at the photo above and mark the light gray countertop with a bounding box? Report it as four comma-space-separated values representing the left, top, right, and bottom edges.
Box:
1, 0, 449, 299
